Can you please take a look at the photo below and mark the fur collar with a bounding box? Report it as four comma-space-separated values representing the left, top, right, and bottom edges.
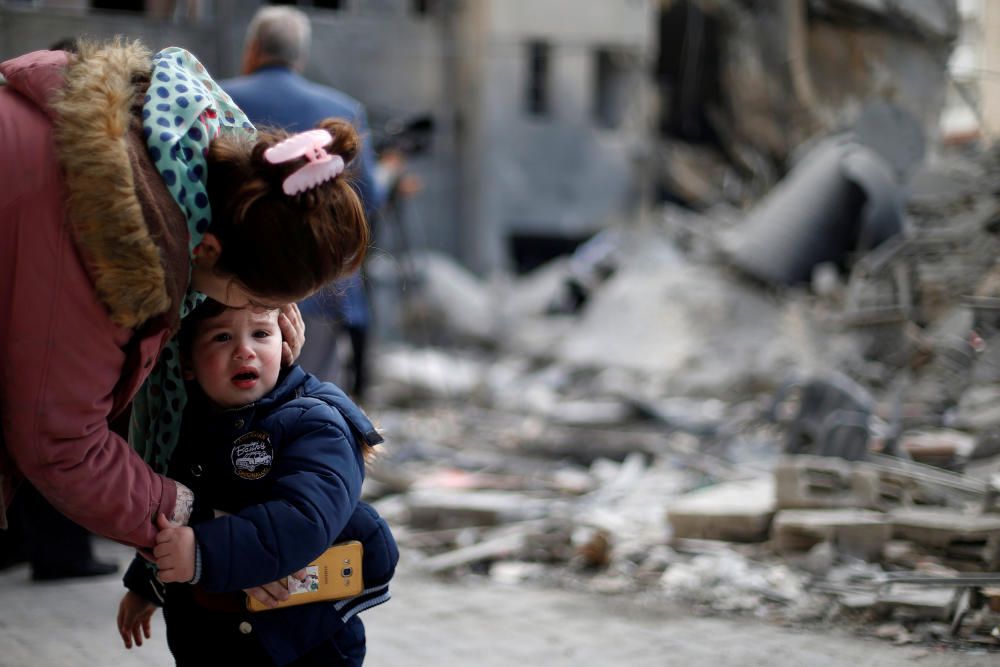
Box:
50, 40, 170, 329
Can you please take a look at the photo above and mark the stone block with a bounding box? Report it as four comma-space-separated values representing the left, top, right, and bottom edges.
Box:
889, 508, 1000, 570
874, 584, 958, 622
666, 477, 775, 543
775, 455, 881, 510
771, 509, 891, 560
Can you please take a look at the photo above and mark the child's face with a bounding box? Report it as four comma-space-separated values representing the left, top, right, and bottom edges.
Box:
189, 307, 283, 408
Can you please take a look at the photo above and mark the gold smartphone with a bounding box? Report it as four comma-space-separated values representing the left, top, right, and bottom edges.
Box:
246, 540, 364, 612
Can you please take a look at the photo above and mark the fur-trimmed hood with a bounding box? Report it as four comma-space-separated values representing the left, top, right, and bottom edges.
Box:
51, 40, 174, 328
0, 40, 189, 329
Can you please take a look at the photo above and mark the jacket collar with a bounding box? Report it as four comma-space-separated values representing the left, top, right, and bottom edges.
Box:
253, 64, 295, 75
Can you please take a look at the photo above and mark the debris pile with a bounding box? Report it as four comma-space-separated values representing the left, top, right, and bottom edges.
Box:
361, 140, 1000, 652
356, 0, 1000, 652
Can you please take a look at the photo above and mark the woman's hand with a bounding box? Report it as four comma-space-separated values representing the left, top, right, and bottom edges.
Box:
117, 591, 156, 649
243, 568, 307, 609
279, 302, 305, 366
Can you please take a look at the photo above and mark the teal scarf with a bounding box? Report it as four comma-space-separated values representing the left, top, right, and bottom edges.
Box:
129, 47, 256, 472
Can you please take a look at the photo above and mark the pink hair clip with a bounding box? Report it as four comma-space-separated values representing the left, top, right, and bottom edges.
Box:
264, 129, 345, 195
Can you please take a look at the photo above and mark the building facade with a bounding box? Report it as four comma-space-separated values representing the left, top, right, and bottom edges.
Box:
0, 0, 656, 274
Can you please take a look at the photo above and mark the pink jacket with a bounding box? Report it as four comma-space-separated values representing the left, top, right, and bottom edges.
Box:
0, 43, 191, 548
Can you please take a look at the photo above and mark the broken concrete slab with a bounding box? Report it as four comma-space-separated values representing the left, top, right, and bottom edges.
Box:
867, 454, 988, 508
399, 251, 496, 345
376, 346, 487, 401
552, 259, 789, 397
416, 530, 526, 574
717, 137, 904, 287
404, 490, 552, 530
666, 477, 775, 542
776, 454, 987, 511
897, 428, 976, 468
775, 455, 881, 510
874, 584, 958, 622
889, 508, 1000, 570
771, 508, 891, 560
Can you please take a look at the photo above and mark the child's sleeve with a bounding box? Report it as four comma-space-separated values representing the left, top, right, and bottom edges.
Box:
122, 555, 166, 606
192, 402, 364, 593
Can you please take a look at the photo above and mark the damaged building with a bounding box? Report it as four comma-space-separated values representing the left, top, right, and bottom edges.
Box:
359, 0, 1000, 652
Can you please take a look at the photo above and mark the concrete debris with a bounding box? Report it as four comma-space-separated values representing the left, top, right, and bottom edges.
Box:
771, 509, 891, 560
416, 529, 528, 575
396, 251, 497, 346
403, 490, 552, 530
359, 0, 1000, 651
898, 429, 977, 468
889, 509, 1000, 570
874, 584, 959, 622
376, 346, 487, 401
718, 136, 904, 286
659, 550, 806, 611
775, 455, 882, 510
666, 477, 775, 542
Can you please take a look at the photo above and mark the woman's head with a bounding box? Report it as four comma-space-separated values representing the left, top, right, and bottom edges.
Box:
197, 117, 368, 306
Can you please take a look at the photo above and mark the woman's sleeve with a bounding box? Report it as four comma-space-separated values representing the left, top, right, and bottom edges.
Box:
192, 404, 364, 593
1, 151, 177, 549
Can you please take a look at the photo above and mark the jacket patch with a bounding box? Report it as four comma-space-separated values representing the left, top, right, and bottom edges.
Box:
231, 431, 273, 480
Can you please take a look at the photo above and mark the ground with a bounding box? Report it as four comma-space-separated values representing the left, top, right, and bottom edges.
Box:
0, 539, 994, 667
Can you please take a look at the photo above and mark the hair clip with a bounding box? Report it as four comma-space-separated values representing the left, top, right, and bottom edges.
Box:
264, 129, 345, 195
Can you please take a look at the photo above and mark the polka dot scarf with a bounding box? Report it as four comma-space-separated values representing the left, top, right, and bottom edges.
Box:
129, 47, 256, 473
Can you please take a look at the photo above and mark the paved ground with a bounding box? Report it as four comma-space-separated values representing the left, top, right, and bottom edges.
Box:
0, 540, 995, 666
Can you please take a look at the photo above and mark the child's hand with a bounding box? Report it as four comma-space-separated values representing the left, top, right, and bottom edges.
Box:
243, 568, 307, 609
154, 513, 196, 583
117, 591, 156, 649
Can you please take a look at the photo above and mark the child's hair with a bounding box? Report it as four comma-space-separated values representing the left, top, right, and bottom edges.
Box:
205, 118, 369, 301
178, 297, 232, 359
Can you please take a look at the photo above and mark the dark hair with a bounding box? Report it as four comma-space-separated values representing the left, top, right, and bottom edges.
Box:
178, 297, 231, 359
205, 118, 369, 302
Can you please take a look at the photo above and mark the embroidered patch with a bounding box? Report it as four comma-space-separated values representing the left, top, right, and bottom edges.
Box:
231, 431, 273, 480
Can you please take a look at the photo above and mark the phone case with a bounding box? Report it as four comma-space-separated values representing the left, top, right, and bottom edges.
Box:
246, 540, 364, 612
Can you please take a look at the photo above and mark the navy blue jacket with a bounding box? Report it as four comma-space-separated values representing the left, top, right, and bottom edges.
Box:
222, 67, 382, 327
124, 366, 397, 666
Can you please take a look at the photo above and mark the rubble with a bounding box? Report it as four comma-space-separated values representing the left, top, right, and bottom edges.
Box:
666, 477, 775, 542
888, 509, 1000, 570
770, 509, 891, 560
359, 0, 1000, 653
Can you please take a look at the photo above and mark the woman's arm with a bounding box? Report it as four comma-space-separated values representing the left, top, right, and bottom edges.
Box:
192, 403, 364, 593
1, 171, 183, 548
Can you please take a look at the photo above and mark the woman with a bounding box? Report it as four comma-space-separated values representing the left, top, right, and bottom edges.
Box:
0, 40, 368, 554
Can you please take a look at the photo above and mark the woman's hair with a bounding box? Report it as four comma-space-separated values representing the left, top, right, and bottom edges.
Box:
205, 117, 369, 302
